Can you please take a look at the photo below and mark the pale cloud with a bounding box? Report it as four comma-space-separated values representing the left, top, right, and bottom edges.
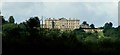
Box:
2, 2, 44, 23
82, 2, 118, 26
2, 2, 118, 27
2, 0, 120, 2
0, 0, 2, 10
41, 2, 118, 27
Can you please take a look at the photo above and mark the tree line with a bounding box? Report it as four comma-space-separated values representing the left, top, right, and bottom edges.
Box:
1, 16, 120, 55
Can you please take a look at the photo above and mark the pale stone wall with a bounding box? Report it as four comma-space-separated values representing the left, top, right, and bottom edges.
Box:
83, 29, 103, 33
45, 18, 80, 30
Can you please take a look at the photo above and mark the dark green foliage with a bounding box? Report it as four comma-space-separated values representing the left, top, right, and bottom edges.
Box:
103, 22, 115, 37
2, 23, 18, 38
1, 16, 5, 24
2, 16, 120, 55
1, 16, 8, 24
82, 21, 87, 25
90, 24, 95, 28
26, 17, 40, 29
8, 16, 15, 23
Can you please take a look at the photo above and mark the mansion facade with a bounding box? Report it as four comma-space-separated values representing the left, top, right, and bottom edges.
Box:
45, 18, 80, 30
44, 18, 103, 32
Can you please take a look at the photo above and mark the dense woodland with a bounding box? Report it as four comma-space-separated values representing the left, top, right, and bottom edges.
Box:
1, 16, 120, 55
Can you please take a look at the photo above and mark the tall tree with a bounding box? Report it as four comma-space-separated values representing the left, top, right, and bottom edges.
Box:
104, 22, 113, 29
2, 16, 5, 24
90, 24, 95, 28
109, 22, 113, 28
82, 21, 87, 25
103, 22, 114, 37
9, 16, 15, 23
26, 17, 40, 29
0, 16, 8, 24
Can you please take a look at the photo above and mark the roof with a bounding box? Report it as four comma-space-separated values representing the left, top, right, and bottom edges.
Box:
59, 18, 67, 20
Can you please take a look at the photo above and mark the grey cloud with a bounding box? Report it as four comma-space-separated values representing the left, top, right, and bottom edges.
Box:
2, 0, 120, 2
2, 2, 118, 27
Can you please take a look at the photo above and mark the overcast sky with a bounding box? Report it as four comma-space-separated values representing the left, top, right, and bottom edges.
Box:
1, 0, 120, 2
1, 0, 119, 27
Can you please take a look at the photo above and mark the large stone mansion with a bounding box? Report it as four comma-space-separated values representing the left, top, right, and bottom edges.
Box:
44, 18, 80, 30
44, 17, 103, 32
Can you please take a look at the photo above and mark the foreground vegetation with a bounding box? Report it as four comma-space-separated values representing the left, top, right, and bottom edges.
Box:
2, 16, 120, 55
